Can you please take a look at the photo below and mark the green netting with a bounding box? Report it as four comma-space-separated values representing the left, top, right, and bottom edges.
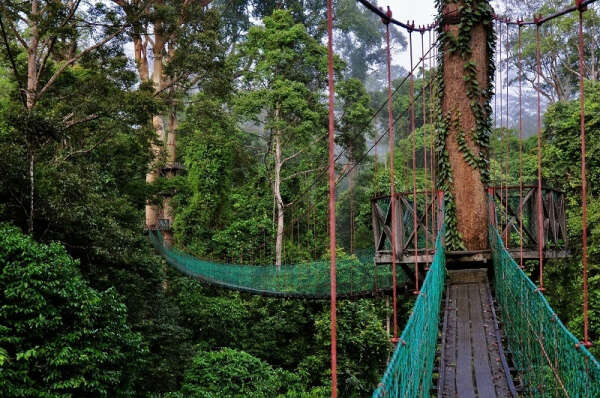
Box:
372, 223, 446, 398
149, 231, 407, 298
490, 225, 600, 397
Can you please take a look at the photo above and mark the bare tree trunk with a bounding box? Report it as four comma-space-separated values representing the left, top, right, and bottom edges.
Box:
273, 106, 285, 269
162, 108, 177, 245
145, 33, 167, 228
349, 163, 355, 253
274, 126, 284, 269
28, 149, 34, 234
26, 0, 39, 109
23, 1, 40, 234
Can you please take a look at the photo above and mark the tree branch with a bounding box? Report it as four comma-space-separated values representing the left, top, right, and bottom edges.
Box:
282, 166, 326, 181
0, 14, 26, 106
63, 113, 100, 129
3, 15, 27, 48
53, 131, 111, 164
37, 27, 125, 102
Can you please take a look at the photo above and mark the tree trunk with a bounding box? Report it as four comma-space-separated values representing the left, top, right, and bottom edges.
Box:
23, 1, 40, 234
274, 107, 284, 269
28, 149, 34, 234
145, 34, 166, 229
349, 162, 355, 253
162, 108, 177, 245
441, 1, 490, 250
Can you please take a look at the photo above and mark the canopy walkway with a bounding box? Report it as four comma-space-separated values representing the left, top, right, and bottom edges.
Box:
150, 221, 599, 396
146, 0, 600, 395
149, 231, 408, 299
372, 224, 600, 397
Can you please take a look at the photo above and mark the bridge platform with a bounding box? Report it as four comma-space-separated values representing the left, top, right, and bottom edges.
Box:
438, 269, 517, 398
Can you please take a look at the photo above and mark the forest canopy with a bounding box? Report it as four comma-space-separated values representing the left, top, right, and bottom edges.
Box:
0, 0, 598, 396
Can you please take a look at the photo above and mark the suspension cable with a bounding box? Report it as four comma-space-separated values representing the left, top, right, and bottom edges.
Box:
498, 21, 505, 241
282, 35, 438, 238
421, 29, 429, 270
494, 0, 598, 26
383, 7, 399, 344
337, 73, 435, 184
326, 0, 337, 393
576, 0, 592, 348
535, 18, 545, 291
429, 28, 436, 242
504, 21, 510, 246
518, 23, 524, 269
286, 36, 440, 243
409, 29, 420, 294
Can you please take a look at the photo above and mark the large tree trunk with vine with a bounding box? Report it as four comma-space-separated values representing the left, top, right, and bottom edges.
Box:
440, 0, 492, 250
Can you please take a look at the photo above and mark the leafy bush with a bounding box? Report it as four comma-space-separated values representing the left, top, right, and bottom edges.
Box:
0, 224, 145, 397
181, 347, 306, 397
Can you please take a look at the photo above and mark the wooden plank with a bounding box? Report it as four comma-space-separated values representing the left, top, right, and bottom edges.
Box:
468, 284, 496, 397
481, 283, 518, 398
440, 284, 458, 398
438, 285, 450, 398
455, 284, 476, 398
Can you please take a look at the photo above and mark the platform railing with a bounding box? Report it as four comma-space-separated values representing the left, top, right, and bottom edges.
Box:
488, 186, 567, 253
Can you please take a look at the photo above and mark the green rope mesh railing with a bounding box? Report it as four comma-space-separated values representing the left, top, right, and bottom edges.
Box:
372, 223, 446, 398
490, 225, 600, 397
149, 231, 408, 298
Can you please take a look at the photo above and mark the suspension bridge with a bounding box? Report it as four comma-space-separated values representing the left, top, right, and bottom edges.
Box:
147, 0, 600, 396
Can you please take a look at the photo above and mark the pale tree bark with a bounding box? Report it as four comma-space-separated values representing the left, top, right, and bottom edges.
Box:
117, 0, 204, 231
274, 112, 284, 269
162, 107, 177, 245
3, 0, 124, 234
28, 151, 34, 234
144, 19, 168, 229
349, 163, 356, 254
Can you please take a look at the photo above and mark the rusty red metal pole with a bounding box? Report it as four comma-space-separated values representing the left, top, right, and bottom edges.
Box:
535, 22, 545, 291
429, 29, 436, 238
326, 0, 338, 393
494, 20, 498, 137
498, 21, 505, 244
421, 30, 429, 269
383, 7, 399, 343
410, 28, 419, 294
518, 24, 524, 269
577, 2, 592, 348
505, 21, 510, 246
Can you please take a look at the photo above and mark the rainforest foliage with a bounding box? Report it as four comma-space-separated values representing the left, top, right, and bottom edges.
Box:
0, 0, 598, 396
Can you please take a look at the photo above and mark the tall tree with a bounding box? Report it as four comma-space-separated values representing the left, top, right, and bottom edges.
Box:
235, 10, 329, 267
336, 78, 374, 252
0, 224, 145, 396
503, 0, 600, 102
0, 0, 127, 234
437, 0, 495, 250
111, 0, 226, 242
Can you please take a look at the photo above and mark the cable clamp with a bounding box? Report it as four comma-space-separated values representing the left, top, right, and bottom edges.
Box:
576, 0, 588, 11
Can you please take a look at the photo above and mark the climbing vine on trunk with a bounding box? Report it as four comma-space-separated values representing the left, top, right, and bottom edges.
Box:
434, 0, 496, 249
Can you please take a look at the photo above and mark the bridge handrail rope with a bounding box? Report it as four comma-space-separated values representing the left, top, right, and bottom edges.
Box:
489, 225, 600, 396
372, 221, 446, 398
149, 230, 404, 299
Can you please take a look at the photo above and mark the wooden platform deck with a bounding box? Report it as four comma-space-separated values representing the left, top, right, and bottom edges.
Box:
438, 269, 517, 398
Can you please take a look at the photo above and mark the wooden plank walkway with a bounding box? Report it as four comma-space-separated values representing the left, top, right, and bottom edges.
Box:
438, 269, 517, 398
